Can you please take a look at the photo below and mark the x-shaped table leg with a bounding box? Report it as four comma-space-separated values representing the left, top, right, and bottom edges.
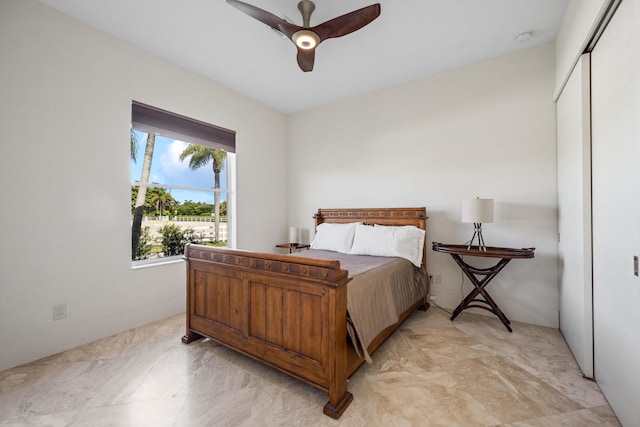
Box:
449, 254, 513, 332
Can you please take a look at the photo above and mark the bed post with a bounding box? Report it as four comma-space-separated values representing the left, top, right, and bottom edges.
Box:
182, 244, 203, 344
323, 276, 353, 418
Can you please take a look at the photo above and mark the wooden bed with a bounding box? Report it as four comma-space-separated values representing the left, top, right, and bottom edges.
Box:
182, 207, 429, 418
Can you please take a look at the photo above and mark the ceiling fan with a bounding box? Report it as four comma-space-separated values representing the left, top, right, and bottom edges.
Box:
226, 0, 381, 72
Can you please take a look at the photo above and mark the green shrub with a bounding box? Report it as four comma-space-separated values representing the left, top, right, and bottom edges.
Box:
158, 224, 203, 256
134, 226, 153, 260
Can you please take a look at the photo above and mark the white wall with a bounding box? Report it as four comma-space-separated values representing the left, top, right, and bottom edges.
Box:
287, 43, 559, 328
0, 0, 288, 371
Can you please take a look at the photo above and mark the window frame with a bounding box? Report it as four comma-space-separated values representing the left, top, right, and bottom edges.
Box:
130, 102, 236, 266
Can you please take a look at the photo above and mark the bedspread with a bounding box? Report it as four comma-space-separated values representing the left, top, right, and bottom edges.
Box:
290, 250, 427, 363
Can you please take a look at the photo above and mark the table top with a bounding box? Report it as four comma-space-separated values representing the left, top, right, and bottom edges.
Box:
276, 243, 311, 249
432, 242, 535, 259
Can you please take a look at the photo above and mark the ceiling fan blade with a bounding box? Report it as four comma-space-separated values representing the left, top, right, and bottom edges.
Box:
312, 3, 381, 42
296, 48, 315, 72
226, 0, 300, 39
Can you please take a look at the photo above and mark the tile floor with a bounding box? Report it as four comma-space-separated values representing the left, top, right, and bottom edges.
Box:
0, 307, 620, 426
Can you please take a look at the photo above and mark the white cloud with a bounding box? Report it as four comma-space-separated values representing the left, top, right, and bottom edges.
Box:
160, 140, 191, 179
160, 140, 213, 188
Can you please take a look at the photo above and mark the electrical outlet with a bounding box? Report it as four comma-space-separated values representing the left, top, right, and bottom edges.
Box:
429, 295, 436, 301
53, 303, 66, 321
428, 274, 442, 284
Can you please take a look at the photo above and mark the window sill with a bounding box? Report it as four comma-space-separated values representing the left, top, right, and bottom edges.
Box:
131, 256, 185, 270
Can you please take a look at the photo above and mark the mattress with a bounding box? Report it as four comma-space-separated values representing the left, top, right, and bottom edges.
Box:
290, 249, 427, 362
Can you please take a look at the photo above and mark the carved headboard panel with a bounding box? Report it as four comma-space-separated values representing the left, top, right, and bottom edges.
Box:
314, 207, 427, 229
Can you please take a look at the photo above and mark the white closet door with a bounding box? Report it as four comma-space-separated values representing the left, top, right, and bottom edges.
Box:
556, 54, 593, 378
591, 0, 640, 424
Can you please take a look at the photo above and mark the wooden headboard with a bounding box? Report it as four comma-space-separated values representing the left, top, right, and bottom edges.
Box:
313, 207, 428, 269
314, 207, 427, 229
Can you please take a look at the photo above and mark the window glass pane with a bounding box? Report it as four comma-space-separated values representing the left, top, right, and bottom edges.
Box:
131, 131, 228, 191
131, 129, 229, 263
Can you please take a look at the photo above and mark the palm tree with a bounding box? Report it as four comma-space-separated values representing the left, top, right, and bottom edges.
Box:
179, 145, 227, 243
131, 132, 156, 259
148, 188, 176, 216
130, 130, 138, 162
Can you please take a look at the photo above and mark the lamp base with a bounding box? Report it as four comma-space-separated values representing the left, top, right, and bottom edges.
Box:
467, 223, 487, 251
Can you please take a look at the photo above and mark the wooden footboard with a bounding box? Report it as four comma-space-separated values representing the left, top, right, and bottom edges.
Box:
182, 245, 354, 417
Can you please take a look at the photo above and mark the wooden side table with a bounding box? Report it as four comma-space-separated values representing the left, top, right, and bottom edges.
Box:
432, 242, 535, 332
276, 243, 310, 253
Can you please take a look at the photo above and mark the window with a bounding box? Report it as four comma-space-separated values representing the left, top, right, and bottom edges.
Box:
130, 101, 236, 264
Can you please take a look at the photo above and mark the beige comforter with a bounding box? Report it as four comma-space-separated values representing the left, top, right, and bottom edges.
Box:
290, 250, 427, 363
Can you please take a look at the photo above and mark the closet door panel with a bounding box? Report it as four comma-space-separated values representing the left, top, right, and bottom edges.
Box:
591, 0, 640, 424
556, 54, 593, 378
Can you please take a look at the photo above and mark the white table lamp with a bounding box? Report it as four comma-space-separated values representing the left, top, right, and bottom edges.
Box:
289, 227, 299, 245
462, 198, 494, 251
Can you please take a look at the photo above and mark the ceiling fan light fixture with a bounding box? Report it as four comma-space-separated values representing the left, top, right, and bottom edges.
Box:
293, 29, 319, 49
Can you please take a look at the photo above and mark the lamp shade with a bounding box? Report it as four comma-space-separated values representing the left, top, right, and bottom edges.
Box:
289, 227, 299, 244
461, 198, 494, 224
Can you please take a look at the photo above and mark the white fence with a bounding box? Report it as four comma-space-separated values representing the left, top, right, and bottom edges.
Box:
140, 217, 228, 242
172, 216, 228, 223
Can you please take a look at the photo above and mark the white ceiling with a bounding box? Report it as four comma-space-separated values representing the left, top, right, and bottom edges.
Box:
36, 0, 568, 114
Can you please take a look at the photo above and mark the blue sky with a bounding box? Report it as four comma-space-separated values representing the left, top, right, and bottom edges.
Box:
130, 130, 227, 204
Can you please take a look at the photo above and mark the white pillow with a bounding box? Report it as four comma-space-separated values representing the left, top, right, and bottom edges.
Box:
310, 222, 362, 253
348, 223, 425, 267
